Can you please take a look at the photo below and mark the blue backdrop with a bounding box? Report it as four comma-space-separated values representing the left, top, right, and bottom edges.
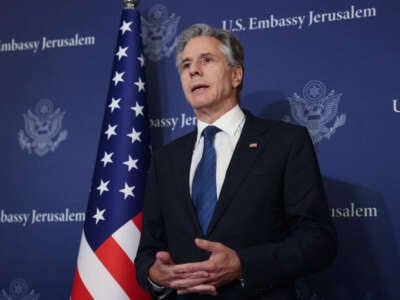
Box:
0, 0, 399, 299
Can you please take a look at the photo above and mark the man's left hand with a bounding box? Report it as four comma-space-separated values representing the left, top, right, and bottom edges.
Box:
170, 238, 242, 295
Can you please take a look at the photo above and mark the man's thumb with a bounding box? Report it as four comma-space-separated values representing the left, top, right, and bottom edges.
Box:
156, 251, 174, 264
195, 238, 220, 252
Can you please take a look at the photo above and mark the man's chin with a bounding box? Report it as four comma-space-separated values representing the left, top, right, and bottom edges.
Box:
188, 97, 214, 110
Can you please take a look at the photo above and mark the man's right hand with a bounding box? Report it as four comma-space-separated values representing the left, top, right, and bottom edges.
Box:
148, 251, 177, 287
148, 251, 214, 294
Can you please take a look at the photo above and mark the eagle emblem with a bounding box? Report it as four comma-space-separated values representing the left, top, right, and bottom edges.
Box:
283, 80, 346, 144
141, 4, 181, 62
18, 99, 68, 156
0, 278, 40, 300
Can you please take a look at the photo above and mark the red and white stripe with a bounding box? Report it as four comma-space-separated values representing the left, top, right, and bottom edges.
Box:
71, 213, 150, 299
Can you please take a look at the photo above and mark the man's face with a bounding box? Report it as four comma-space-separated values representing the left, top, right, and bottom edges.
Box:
179, 36, 242, 119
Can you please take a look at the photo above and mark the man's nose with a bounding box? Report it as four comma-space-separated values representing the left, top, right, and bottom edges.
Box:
189, 61, 201, 77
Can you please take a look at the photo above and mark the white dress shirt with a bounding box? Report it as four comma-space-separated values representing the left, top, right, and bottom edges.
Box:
190, 105, 246, 199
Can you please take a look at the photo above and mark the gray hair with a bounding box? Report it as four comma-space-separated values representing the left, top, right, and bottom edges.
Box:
175, 23, 244, 91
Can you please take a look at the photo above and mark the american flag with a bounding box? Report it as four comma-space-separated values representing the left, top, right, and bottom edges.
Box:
71, 7, 151, 300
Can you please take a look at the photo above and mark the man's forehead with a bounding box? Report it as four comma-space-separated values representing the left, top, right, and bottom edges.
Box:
182, 36, 222, 58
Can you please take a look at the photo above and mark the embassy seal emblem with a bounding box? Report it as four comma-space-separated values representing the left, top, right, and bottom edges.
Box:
0, 278, 40, 300
141, 4, 181, 62
283, 80, 346, 144
18, 99, 68, 156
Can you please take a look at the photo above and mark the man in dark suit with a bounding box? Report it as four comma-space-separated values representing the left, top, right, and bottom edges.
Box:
135, 23, 337, 299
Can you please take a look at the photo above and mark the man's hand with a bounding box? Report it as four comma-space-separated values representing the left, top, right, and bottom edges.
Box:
148, 251, 209, 289
171, 239, 242, 295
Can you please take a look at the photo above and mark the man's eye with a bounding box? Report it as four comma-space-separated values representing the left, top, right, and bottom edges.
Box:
201, 57, 212, 64
181, 63, 190, 70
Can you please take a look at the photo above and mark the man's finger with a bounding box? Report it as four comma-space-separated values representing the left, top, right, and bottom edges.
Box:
195, 238, 222, 252
170, 275, 210, 289
177, 284, 217, 296
172, 261, 215, 274
169, 270, 209, 281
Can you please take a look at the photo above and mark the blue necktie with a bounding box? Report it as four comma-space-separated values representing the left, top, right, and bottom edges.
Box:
192, 126, 220, 235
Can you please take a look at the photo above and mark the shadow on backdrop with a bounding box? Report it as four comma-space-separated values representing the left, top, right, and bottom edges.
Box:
242, 93, 400, 299
301, 177, 400, 300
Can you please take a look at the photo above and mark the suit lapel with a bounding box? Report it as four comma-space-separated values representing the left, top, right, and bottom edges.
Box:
206, 113, 272, 235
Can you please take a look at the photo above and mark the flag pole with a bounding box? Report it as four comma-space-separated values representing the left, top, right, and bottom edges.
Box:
124, 0, 139, 9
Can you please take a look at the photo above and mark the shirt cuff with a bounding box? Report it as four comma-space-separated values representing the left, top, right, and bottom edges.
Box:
147, 277, 173, 299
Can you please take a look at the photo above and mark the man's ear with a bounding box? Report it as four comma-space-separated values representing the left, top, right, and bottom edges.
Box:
231, 66, 243, 88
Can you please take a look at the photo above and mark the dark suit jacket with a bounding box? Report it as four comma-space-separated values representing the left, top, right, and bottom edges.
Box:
135, 111, 337, 300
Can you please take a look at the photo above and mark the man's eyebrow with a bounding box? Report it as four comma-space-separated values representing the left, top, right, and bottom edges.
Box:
181, 57, 192, 65
199, 52, 213, 58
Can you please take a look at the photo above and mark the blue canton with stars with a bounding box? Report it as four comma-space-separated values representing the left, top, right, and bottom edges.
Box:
84, 9, 150, 251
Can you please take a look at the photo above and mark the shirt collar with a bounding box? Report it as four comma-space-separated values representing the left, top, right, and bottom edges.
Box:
195, 105, 245, 143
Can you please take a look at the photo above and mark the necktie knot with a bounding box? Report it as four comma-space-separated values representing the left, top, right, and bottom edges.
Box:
202, 125, 220, 142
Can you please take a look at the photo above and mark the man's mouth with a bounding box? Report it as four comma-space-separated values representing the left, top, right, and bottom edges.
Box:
191, 84, 209, 94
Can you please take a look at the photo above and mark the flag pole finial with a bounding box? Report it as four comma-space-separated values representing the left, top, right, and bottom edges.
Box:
124, 0, 139, 9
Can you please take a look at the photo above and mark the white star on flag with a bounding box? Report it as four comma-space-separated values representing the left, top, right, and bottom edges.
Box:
92, 208, 106, 224
108, 97, 121, 112
112, 71, 125, 86
116, 46, 129, 61
131, 101, 144, 117
101, 151, 114, 167
104, 124, 118, 140
138, 53, 145, 67
120, 20, 133, 35
96, 179, 110, 196
127, 127, 141, 143
134, 77, 145, 92
123, 155, 139, 171
119, 182, 135, 199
